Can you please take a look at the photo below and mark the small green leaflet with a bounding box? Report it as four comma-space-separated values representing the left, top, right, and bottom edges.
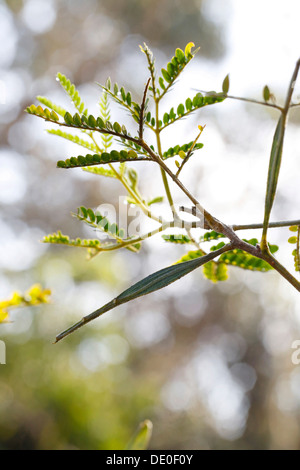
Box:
262, 114, 286, 247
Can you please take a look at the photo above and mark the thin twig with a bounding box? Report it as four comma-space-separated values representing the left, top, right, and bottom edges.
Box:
232, 219, 300, 231
176, 125, 205, 177
193, 89, 283, 112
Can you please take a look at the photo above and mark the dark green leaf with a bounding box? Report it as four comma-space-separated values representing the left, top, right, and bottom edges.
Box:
177, 103, 185, 116
126, 420, 153, 451
55, 245, 230, 342
262, 114, 285, 245
175, 48, 185, 63
64, 112, 74, 125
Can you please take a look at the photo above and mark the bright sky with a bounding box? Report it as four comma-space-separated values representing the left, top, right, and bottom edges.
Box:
226, 0, 300, 93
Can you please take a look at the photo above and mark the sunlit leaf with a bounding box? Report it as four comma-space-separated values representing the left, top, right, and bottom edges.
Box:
126, 420, 153, 451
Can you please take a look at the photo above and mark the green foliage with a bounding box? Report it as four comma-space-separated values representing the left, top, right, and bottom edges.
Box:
288, 226, 300, 272
139, 43, 157, 98
37, 96, 67, 118
43, 230, 102, 248
158, 42, 199, 97
74, 207, 141, 253
174, 237, 279, 281
27, 40, 300, 341
161, 92, 225, 129
162, 142, 203, 160
203, 261, 228, 282
0, 284, 51, 323
119, 137, 151, 157
243, 238, 278, 254
175, 249, 204, 263
99, 79, 140, 125
56, 72, 88, 115
126, 420, 153, 451
200, 231, 225, 242
219, 250, 272, 272
82, 166, 118, 178
217, 238, 278, 273
47, 129, 98, 152
42, 231, 109, 259
26, 104, 59, 121
76, 206, 125, 239
57, 149, 140, 168
99, 90, 113, 151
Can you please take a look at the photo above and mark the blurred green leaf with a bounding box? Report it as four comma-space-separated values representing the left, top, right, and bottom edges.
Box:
126, 420, 153, 450
55, 245, 230, 342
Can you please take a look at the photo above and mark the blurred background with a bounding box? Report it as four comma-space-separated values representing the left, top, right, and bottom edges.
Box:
1, 0, 300, 450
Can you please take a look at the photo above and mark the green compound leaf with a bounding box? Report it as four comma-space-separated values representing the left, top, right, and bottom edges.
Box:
119, 138, 150, 158
56, 73, 88, 115
161, 92, 225, 128
241, 237, 278, 254
262, 114, 285, 247
139, 43, 158, 99
263, 85, 270, 102
43, 231, 101, 249
162, 142, 203, 160
47, 129, 98, 153
203, 261, 228, 282
98, 81, 141, 125
200, 231, 226, 242
76, 206, 126, 240
26, 104, 59, 121
99, 90, 113, 151
175, 238, 278, 276
219, 250, 272, 272
36, 96, 66, 118
82, 167, 117, 178
57, 149, 140, 168
157, 43, 200, 98
175, 249, 204, 263
61, 110, 125, 137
